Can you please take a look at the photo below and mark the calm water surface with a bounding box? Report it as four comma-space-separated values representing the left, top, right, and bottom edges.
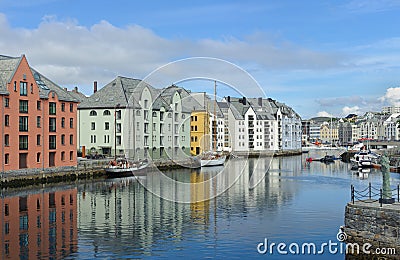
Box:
1, 152, 400, 259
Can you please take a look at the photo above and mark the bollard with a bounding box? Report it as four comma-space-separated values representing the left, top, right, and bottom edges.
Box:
380, 188, 382, 207
369, 182, 371, 200
351, 185, 354, 204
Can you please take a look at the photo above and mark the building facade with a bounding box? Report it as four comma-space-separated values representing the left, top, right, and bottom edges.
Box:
0, 55, 78, 172
78, 77, 192, 161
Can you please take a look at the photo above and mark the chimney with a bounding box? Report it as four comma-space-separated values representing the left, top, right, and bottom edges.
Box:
64, 87, 68, 91
74, 86, 78, 93
227, 96, 230, 103
258, 97, 263, 107
242, 97, 246, 105
93, 81, 98, 93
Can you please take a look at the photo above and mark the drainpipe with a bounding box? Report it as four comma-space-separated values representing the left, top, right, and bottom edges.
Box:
1, 96, 4, 179
42, 99, 45, 170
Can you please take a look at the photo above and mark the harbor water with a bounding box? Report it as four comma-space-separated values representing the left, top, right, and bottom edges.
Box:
1, 152, 400, 259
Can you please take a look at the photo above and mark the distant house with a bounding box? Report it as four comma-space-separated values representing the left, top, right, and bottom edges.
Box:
0, 54, 79, 172
220, 96, 301, 154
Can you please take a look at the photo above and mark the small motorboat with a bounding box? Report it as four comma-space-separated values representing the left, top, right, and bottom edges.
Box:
105, 158, 148, 178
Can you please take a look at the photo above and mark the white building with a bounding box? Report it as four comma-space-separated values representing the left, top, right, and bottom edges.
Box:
221, 96, 301, 154
78, 77, 192, 160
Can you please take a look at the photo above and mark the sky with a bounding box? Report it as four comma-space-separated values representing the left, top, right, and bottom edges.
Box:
1, 0, 400, 119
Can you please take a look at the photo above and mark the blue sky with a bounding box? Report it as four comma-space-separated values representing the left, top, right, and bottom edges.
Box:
1, 0, 400, 118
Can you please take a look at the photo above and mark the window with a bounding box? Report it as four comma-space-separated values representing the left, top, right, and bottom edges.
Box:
136, 110, 141, 116
69, 134, 73, 145
144, 100, 148, 108
37, 153, 40, 163
105, 122, 109, 130
37, 101, 41, 110
37, 135, 41, 146
5, 154, 9, 164
49, 118, 56, 132
19, 100, 28, 113
61, 103, 65, 112
144, 110, 149, 120
30, 83, 33, 94
49, 102, 56, 115
116, 136, 121, 145
103, 110, 111, 116
116, 110, 121, 119
61, 152, 65, 161
37, 116, 41, 128
70, 103, 73, 112
20, 82, 27, 96
49, 136, 56, 149
19, 135, 28, 150
90, 135, 96, 143
4, 98, 9, 107
61, 134, 65, 145
5, 115, 9, 126
14, 81, 16, 91
61, 117, 65, 128
69, 151, 73, 161
70, 118, 73, 128
89, 110, 97, 116
116, 123, 121, 133
19, 116, 28, 132
91, 122, 96, 130
4, 134, 9, 146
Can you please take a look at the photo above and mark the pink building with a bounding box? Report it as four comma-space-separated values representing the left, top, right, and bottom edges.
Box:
0, 54, 79, 172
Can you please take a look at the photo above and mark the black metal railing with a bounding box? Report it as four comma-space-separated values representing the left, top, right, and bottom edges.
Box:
351, 183, 400, 207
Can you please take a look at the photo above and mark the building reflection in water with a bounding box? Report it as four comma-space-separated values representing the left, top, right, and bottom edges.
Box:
0, 188, 78, 259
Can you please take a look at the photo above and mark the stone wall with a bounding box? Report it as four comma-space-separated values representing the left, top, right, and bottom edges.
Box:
344, 202, 400, 259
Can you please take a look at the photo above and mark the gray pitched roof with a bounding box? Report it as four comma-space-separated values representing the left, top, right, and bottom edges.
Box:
0, 54, 79, 102
79, 76, 159, 109
224, 96, 300, 121
31, 68, 79, 102
0, 55, 21, 95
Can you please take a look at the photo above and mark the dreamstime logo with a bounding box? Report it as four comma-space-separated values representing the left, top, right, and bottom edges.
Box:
120, 57, 275, 203
336, 229, 347, 242
257, 229, 396, 256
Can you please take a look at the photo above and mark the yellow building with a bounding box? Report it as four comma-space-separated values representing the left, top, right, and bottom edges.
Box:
190, 111, 210, 155
320, 124, 339, 144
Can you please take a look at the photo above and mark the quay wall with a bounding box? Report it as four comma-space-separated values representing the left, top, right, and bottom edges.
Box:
1, 150, 302, 188
344, 202, 400, 258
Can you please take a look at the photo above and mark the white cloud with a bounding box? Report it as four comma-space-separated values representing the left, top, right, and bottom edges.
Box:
379, 87, 400, 106
342, 106, 360, 116
316, 111, 334, 117
0, 13, 344, 95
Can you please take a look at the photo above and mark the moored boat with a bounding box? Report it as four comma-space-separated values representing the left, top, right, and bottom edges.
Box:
200, 153, 226, 167
350, 149, 379, 169
105, 158, 148, 178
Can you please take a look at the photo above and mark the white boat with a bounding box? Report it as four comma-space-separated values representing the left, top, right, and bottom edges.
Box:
105, 159, 148, 178
200, 81, 226, 168
200, 154, 226, 167
350, 150, 379, 169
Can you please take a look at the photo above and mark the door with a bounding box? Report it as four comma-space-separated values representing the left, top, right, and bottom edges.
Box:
19, 153, 28, 169
196, 147, 200, 155
49, 152, 56, 167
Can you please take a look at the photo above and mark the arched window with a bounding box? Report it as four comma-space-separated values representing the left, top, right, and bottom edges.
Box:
89, 110, 97, 116
103, 110, 111, 116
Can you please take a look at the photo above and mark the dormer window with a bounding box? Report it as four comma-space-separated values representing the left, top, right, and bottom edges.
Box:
89, 110, 97, 116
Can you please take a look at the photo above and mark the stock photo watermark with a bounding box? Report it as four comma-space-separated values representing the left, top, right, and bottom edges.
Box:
257, 229, 396, 256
